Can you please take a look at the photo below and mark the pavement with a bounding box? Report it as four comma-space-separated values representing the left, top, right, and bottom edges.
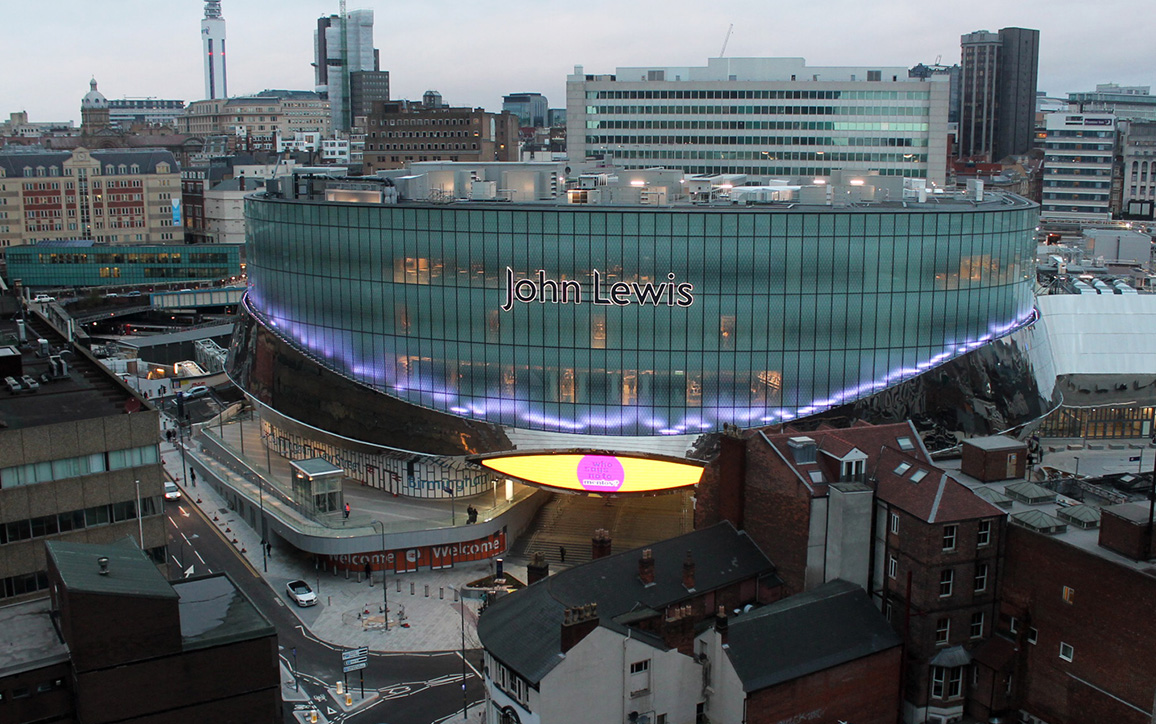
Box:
159, 408, 1156, 661
159, 413, 531, 656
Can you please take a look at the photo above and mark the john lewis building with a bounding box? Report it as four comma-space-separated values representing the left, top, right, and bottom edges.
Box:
228, 170, 1051, 500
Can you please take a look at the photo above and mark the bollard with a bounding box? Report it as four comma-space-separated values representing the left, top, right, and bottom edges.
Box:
439, 587, 444, 600
410, 582, 415, 595
454, 589, 459, 602
310, 710, 318, 724
424, 584, 429, 597
336, 681, 344, 695
346, 692, 353, 706
396, 579, 401, 592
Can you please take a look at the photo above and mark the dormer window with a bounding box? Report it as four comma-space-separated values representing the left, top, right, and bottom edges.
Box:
105, 165, 114, 175
130, 164, 140, 174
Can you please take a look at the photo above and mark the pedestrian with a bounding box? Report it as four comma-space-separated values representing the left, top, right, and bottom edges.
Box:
559, 545, 566, 563
364, 561, 372, 583
190, 468, 196, 488
344, 502, 351, 519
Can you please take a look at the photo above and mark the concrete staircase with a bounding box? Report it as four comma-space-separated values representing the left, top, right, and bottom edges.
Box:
508, 490, 694, 567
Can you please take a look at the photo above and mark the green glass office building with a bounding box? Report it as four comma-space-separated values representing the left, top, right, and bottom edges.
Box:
6, 241, 241, 288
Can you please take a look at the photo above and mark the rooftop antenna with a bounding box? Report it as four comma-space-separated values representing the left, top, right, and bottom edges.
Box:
720, 23, 734, 57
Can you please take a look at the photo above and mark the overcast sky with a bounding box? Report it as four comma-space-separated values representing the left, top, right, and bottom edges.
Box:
3, 0, 1152, 124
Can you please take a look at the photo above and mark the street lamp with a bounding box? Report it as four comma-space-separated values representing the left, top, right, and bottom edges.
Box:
448, 583, 468, 719
370, 520, 389, 631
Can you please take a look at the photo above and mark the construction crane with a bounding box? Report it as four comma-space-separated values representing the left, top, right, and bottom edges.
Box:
720, 24, 734, 57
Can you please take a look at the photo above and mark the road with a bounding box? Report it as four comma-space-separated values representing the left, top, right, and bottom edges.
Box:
164, 495, 486, 724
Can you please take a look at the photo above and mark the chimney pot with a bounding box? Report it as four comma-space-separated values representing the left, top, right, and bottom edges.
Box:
639, 548, 656, 585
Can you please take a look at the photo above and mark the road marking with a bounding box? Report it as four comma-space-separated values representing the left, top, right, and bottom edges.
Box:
456, 650, 482, 680
167, 515, 179, 527
184, 493, 261, 579
196, 551, 207, 565
184, 564, 195, 578
181, 532, 191, 545
178, 505, 191, 518
171, 554, 182, 567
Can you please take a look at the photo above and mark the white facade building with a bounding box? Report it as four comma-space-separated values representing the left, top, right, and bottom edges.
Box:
566, 57, 950, 186
1122, 120, 1156, 214
201, 1, 227, 100
1041, 112, 1116, 221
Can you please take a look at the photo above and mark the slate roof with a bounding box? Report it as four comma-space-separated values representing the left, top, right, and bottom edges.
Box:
724, 579, 901, 693
0, 147, 178, 176
477, 521, 780, 684
874, 448, 1004, 523
756, 421, 928, 497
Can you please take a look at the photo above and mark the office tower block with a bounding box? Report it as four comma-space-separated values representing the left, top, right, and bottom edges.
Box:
959, 27, 1039, 160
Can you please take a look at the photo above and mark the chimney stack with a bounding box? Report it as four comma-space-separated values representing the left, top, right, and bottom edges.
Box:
715, 604, 728, 643
638, 548, 655, 586
682, 550, 696, 591
662, 603, 697, 655
561, 602, 599, 653
591, 528, 612, 559
527, 551, 550, 585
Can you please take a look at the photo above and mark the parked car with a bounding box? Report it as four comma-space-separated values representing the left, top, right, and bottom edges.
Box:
32, 294, 55, 303
180, 385, 211, 400
286, 580, 317, 607
104, 292, 120, 298
163, 481, 182, 501
125, 290, 143, 297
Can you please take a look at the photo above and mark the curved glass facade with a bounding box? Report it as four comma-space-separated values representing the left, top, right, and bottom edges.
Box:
246, 197, 1037, 436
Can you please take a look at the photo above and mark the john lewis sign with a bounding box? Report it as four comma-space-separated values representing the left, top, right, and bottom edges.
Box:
501, 267, 695, 312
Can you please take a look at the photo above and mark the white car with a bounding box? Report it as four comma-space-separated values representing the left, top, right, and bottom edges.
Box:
286, 580, 317, 607
180, 385, 211, 400
32, 294, 55, 303
164, 481, 182, 500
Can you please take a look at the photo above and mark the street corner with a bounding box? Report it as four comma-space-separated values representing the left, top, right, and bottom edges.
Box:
339, 602, 391, 632
326, 685, 380, 713
289, 702, 331, 724
279, 662, 311, 703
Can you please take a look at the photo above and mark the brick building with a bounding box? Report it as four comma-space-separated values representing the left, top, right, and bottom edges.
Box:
0, 147, 182, 256
362, 100, 519, 172
0, 539, 281, 724
477, 523, 902, 724
988, 519, 1156, 724
696, 421, 1007, 723
872, 445, 1006, 723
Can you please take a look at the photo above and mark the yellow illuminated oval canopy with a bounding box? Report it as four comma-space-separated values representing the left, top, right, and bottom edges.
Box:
477, 452, 703, 494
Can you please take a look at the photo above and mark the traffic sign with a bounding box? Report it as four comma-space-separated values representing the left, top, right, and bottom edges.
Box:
343, 661, 367, 673
1129, 455, 1142, 462
341, 646, 368, 661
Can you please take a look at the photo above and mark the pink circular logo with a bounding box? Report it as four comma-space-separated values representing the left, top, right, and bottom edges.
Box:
576, 455, 625, 493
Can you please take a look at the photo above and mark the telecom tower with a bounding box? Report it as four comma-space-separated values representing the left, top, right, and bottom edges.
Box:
202, 1, 228, 100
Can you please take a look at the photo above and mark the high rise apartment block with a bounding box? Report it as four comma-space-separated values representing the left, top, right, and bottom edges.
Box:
566, 57, 950, 185
959, 27, 1039, 161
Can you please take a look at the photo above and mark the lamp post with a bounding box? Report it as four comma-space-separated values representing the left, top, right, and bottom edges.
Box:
259, 465, 267, 573
444, 485, 456, 525
449, 584, 468, 719
370, 520, 388, 631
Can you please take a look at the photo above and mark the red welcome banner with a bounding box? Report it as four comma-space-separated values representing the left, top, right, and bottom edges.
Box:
324, 529, 507, 573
